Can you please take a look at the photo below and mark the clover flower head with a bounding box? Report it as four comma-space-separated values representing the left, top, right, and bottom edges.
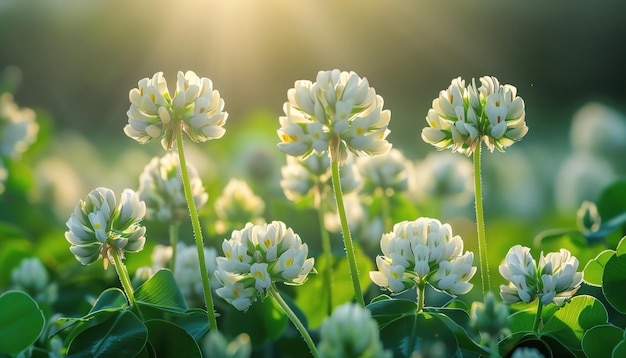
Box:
369, 217, 475, 296
470, 291, 510, 338
422, 76, 527, 155
215, 221, 315, 311
65, 187, 146, 268
499, 245, 582, 306
278, 70, 391, 164
138, 152, 208, 222
317, 303, 391, 358
280, 152, 361, 202
412, 152, 473, 204
173, 242, 219, 307
125, 71, 228, 150
203, 331, 251, 358
214, 178, 265, 234
357, 148, 410, 193
0, 93, 38, 159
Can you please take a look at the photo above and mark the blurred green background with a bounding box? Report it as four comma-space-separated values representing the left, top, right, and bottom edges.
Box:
1, 0, 626, 248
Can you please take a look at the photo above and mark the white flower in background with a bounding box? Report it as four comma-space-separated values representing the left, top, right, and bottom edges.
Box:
138, 152, 208, 222
280, 152, 362, 202
215, 221, 315, 311
278, 69, 391, 163
369, 217, 475, 296
11, 257, 58, 305
124, 71, 228, 150
317, 303, 391, 358
412, 152, 473, 205
499, 245, 582, 306
173, 242, 219, 307
214, 178, 265, 234
65, 187, 146, 267
323, 192, 364, 234
203, 331, 251, 358
0, 93, 38, 159
570, 102, 626, 159
357, 148, 410, 194
422, 76, 527, 155
511, 347, 545, 358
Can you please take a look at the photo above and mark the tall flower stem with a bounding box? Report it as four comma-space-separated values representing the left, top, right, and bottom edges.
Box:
473, 145, 491, 298
111, 249, 143, 320
314, 183, 334, 315
533, 300, 544, 333
269, 284, 320, 358
176, 128, 219, 332
330, 144, 365, 307
169, 222, 180, 274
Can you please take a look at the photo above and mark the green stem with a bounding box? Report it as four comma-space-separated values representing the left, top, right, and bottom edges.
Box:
111, 249, 143, 320
417, 283, 425, 313
330, 148, 365, 307
315, 183, 334, 315
269, 284, 320, 358
176, 128, 218, 332
533, 299, 544, 333
169, 222, 180, 274
473, 146, 490, 299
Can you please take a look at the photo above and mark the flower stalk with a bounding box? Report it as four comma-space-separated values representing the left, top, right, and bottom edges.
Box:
533, 298, 543, 333
331, 140, 365, 307
176, 128, 218, 331
269, 284, 320, 358
473, 145, 490, 298
111, 248, 143, 319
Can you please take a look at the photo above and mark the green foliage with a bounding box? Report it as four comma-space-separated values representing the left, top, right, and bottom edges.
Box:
0, 291, 45, 356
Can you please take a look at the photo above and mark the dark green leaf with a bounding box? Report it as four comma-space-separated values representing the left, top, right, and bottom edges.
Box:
431, 312, 490, 356
0, 291, 45, 356
135, 269, 187, 313
145, 319, 202, 358
67, 310, 148, 357
602, 253, 626, 313
89, 288, 128, 314
367, 298, 417, 328
581, 324, 623, 358
379, 312, 458, 358
171, 309, 211, 341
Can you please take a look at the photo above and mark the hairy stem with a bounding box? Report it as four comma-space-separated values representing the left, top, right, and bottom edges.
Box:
269, 284, 320, 358
330, 148, 365, 307
176, 128, 218, 332
533, 299, 544, 333
111, 249, 143, 320
473, 146, 491, 298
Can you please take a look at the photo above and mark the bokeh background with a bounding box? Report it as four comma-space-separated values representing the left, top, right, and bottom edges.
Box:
1, 0, 626, 267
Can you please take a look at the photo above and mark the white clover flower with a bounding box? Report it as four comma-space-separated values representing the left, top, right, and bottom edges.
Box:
317, 303, 391, 358
125, 71, 228, 150
280, 152, 362, 202
65, 187, 146, 268
499, 246, 582, 306
0, 93, 38, 159
203, 331, 251, 358
215, 221, 315, 311
369, 217, 475, 296
422, 76, 528, 155
278, 70, 391, 164
356, 148, 410, 194
10, 257, 58, 305
137, 152, 208, 222
411, 152, 473, 205
214, 178, 265, 235
172, 242, 219, 307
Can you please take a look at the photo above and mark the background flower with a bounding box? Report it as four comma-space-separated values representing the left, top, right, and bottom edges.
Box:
0, 92, 38, 160
214, 178, 266, 235
138, 151, 208, 222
